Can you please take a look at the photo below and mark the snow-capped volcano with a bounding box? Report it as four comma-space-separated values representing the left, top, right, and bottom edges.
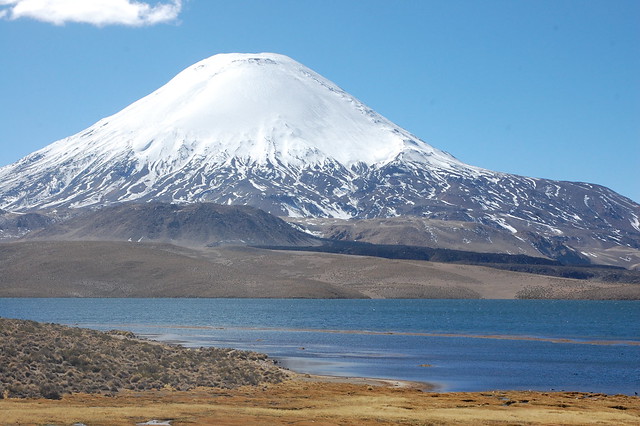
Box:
0, 52, 639, 264
0, 53, 482, 214
111, 52, 452, 168
0, 52, 487, 216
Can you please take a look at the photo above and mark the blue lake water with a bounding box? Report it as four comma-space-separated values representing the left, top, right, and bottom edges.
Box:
1, 298, 638, 395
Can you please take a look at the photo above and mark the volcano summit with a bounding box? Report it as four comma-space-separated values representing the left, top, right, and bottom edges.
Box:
0, 53, 638, 267
0, 53, 473, 216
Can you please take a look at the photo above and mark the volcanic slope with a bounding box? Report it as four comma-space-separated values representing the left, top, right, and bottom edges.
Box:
27, 202, 317, 247
0, 53, 638, 265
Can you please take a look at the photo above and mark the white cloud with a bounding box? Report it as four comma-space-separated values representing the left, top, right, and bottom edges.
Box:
0, 0, 182, 27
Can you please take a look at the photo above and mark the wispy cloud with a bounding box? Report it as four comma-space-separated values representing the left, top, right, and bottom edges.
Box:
0, 0, 182, 27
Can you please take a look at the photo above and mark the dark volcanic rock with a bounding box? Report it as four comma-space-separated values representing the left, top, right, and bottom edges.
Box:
27, 202, 317, 247
0, 210, 53, 240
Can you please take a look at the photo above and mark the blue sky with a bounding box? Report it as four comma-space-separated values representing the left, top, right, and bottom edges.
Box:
1, 0, 639, 202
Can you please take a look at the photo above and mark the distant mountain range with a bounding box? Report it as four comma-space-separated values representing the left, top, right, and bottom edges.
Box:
2, 202, 639, 299
0, 53, 638, 269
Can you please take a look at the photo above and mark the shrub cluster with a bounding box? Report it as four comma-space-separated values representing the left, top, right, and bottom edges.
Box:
0, 317, 286, 399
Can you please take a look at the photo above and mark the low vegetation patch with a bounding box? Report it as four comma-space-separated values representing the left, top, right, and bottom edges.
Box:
0, 317, 286, 399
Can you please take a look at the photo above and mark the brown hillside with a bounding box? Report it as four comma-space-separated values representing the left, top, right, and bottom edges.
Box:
1, 240, 638, 299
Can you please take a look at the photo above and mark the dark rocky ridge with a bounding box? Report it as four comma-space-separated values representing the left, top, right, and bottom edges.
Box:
258, 239, 640, 284
289, 215, 640, 270
26, 202, 318, 247
0, 210, 53, 240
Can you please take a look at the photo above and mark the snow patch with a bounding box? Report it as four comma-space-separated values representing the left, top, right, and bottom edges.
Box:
580, 251, 599, 258
486, 214, 518, 234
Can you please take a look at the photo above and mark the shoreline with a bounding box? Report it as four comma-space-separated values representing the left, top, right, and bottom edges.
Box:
140, 328, 639, 397
288, 371, 437, 391
5, 314, 639, 396
1, 317, 638, 424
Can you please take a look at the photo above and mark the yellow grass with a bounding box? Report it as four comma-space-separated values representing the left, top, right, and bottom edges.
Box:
1, 380, 638, 425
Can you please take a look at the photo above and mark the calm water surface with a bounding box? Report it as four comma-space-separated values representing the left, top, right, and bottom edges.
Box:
1, 298, 638, 394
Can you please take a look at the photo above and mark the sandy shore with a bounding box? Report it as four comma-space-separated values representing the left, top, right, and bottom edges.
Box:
1, 374, 638, 425
290, 371, 435, 390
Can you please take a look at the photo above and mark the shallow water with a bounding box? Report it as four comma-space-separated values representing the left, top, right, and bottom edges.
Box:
1, 298, 638, 394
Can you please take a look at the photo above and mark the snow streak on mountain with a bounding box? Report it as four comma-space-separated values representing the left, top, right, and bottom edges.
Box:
0, 53, 639, 259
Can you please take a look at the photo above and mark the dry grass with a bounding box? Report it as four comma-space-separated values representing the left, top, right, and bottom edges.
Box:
0, 318, 286, 399
1, 379, 638, 425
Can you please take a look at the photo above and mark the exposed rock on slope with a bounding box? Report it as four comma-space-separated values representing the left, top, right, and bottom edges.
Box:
28, 202, 317, 247
0, 210, 52, 241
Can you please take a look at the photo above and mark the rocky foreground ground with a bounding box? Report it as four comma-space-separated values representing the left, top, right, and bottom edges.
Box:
0, 317, 286, 399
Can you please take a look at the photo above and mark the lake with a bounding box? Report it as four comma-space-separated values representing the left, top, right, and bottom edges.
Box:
1, 298, 638, 395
